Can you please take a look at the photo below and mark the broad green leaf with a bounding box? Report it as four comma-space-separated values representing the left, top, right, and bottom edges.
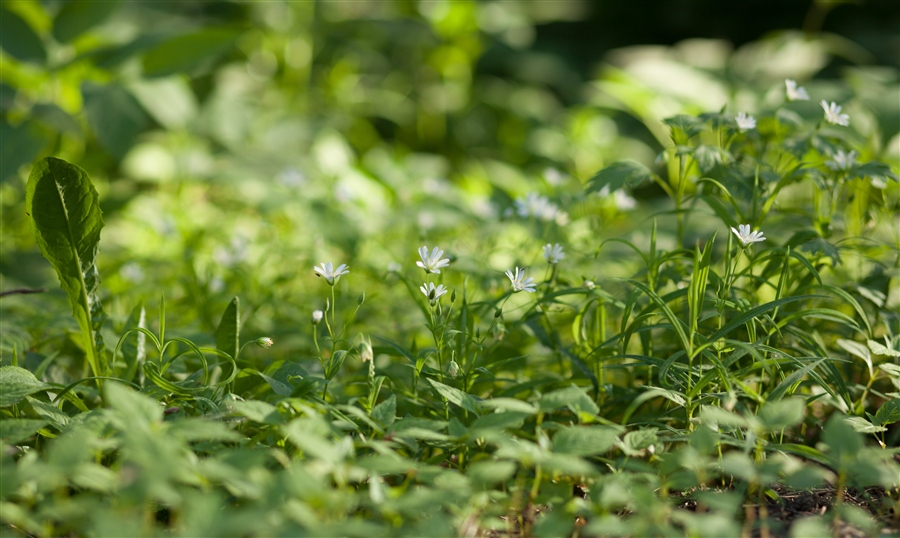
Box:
0, 366, 49, 407
129, 76, 198, 130
0, 418, 47, 444
467, 460, 516, 486
700, 405, 749, 430
585, 161, 654, 195
469, 411, 530, 432
104, 381, 162, 427
757, 399, 804, 432
821, 414, 862, 468
215, 297, 240, 361
552, 426, 619, 456
142, 28, 241, 77
371, 394, 396, 428
26, 158, 107, 378
874, 398, 900, 426
869, 338, 900, 358
0, 8, 45, 63
426, 378, 481, 415
81, 82, 148, 159
169, 419, 242, 443
52, 0, 119, 43
539, 385, 599, 416
230, 399, 281, 424
26, 396, 69, 430
663, 114, 706, 142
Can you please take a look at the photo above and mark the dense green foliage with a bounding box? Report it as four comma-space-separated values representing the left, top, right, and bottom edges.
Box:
2, 1, 899, 536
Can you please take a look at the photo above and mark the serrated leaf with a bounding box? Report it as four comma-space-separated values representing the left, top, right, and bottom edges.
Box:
585, 161, 654, 196
844, 416, 885, 434
0, 418, 47, 444
215, 297, 240, 361
142, 28, 241, 78
0, 366, 49, 407
663, 114, 706, 141
869, 338, 900, 358
426, 378, 481, 415
26, 158, 107, 378
552, 426, 619, 456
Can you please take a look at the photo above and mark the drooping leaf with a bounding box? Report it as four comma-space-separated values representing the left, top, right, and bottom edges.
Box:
0, 366, 50, 407
26, 158, 107, 378
141, 28, 242, 77
585, 161, 654, 195
215, 297, 240, 361
426, 378, 481, 415
52, 0, 120, 43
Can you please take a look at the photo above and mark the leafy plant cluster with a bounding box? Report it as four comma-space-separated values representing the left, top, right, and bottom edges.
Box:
2, 2, 900, 537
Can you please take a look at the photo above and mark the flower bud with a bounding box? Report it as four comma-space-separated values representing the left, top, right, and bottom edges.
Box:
494, 308, 502, 318
358, 292, 365, 306
447, 360, 460, 378
312, 310, 324, 325
255, 337, 274, 348
450, 290, 457, 303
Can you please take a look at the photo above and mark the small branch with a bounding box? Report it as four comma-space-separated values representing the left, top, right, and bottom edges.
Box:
0, 288, 48, 299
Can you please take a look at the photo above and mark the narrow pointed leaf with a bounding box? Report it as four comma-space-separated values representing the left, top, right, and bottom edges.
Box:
215, 297, 240, 360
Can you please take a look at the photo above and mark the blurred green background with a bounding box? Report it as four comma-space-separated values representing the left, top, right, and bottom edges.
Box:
2, 0, 898, 359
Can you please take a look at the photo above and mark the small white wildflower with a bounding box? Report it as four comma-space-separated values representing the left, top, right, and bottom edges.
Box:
514, 192, 566, 224
416, 246, 450, 274
731, 224, 766, 246
785, 79, 810, 101
313, 262, 350, 285
419, 282, 449, 305
735, 112, 756, 132
825, 149, 858, 172
255, 337, 274, 348
505, 267, 536, 293
359, 337, 373, 363
821, 100, 850, 126
312, 310, 324, 324
614, 190, 637, 211
583, 280, 596, 290
542, 243, 565, 264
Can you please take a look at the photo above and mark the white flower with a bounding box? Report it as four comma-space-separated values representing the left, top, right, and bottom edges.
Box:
785, 79, 810, 101
505, 267, 536, 293
313, 262, 350, 285
419, 282, 449, 305
614, 190, 637, 211
542, 243, 565, 264
514, 192, 566, 225
416, 246, 450, 274
583, 280, 596, 290
312, 310, 324, 324
735, 112, 756, 132
731, 224, 766, 246
821, 100, 850, 126
825, 149, 858, 172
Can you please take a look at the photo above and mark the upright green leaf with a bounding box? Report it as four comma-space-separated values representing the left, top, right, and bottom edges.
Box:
215, 297, 240, 361
26, 157, 107, 378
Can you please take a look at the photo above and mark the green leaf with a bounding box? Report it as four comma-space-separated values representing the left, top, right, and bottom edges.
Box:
468, 460, 516, 486
426, 378, 481, 415
693, 145, 731, 173
371, 394, 396, 428
469, 411, 530, 432
552, 426, 619, 456
869, 338, 900, 358
26, 157, 107, 378
874, 398, 900, 426
757, 399, 804, 432
663, 114, 706, 142
844, 416, 885, 434
141, 28, 242, 77
104, 381, 162, 427
215, 297, 240, 361
52, 0, 119, 43
0, 366, 49, 407
0, 8, 46, 63
585, 161, 654, 195
539, 385, 599, 416
81, 82, 148, 159
0, 120, 45, 184
230, 399, 281, 424
0, 418, 47, 444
